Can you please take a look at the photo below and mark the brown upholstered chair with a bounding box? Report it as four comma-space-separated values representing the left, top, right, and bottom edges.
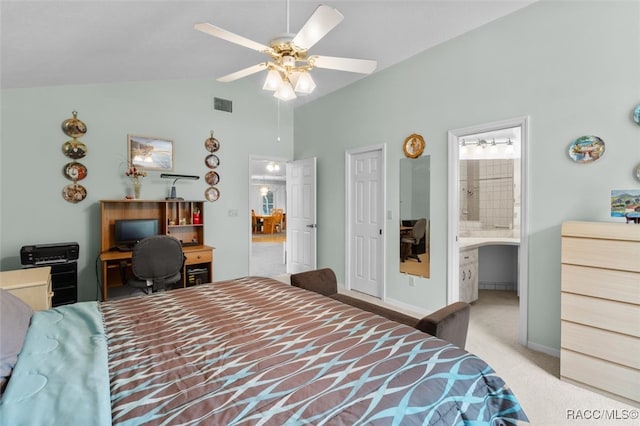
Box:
290, 268, 471, 348
415, 302, 470, 349
290, 267, 338, 296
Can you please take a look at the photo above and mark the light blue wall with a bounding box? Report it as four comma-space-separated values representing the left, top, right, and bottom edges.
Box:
1, 79, 294, 301
293, 0, 640, 351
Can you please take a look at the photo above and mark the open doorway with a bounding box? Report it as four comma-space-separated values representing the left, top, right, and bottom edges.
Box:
448, 116, 529, 346
249, 156, 287, 278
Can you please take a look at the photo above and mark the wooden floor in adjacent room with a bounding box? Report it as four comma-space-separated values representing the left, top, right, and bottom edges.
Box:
251, 232, 286, 243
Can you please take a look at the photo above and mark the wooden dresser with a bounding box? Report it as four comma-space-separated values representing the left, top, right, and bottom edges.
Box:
560, 221, 639, 406
0, 266, 52, 311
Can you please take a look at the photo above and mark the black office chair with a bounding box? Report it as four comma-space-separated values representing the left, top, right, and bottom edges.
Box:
401, 218, 427, 262
119, 235, 184, 294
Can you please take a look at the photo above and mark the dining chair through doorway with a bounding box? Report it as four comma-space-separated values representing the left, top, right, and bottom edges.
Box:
263, 209, 283, 234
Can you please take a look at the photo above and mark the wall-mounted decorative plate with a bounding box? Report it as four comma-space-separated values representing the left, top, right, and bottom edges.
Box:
634, 104, 640, 125
205, 186, 220, 202
205, 132, 220, 152
205, 154, 220, 169
61, 111, 87, 138
62, 140, 88, 159
62, 183, 87, 203
568, 135, 605, 163
403, 133, 425, 158
205, 171, 220, 186
63, 162, 87, 181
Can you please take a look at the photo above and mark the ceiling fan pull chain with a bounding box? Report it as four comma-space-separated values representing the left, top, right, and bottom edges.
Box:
286, 0, 290, 34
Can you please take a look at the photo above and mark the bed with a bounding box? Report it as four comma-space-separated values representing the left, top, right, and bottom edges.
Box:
1, 276, 528, 425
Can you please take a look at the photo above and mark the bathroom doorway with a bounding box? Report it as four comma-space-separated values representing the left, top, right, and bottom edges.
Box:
447, 116, 529, 345
249, 156, 287, 278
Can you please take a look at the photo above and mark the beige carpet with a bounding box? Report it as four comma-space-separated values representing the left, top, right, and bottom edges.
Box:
467, 290, 637, 425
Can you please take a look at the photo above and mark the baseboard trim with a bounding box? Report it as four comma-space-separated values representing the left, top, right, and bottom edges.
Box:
384, 296, 432, 318
527, 340, 560, 358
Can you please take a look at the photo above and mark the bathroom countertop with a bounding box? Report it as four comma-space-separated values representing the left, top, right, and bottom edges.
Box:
459, 237, 520, 250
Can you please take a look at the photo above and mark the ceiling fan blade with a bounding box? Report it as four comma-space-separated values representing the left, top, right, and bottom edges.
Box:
292, 5, 344, 50
311, 56, 377, 74
194, 22, 270, 53
217, 63, 268, 83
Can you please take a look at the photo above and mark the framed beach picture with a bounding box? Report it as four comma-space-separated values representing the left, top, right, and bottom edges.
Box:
611, 189, 640, 222
127, 135, 174, 171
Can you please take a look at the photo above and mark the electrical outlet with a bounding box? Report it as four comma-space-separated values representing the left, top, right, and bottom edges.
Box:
409, 276, 415, 287
228, 209, 238, 217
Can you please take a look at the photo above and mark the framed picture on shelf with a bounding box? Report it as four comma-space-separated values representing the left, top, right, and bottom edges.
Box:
127, 134, 174, 171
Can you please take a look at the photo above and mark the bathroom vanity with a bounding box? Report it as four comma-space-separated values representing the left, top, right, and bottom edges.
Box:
459, 237, 520, 303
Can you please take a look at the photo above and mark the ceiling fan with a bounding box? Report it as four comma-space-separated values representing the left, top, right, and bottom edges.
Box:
194, 2, 377, 101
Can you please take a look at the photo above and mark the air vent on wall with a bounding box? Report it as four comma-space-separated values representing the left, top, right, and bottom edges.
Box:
213, 97, 232, 113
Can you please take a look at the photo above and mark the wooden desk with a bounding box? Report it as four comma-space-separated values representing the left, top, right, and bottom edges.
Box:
100, 245, 214, 301
0, 266, 52, 311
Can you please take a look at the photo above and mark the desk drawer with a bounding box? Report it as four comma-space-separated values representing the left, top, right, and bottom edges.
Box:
184, 250, 212, 265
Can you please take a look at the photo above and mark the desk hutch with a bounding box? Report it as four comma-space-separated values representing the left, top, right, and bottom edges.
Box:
100, 200, 214, 301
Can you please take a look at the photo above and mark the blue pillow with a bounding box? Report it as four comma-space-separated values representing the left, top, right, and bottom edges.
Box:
0, 289, 33, 393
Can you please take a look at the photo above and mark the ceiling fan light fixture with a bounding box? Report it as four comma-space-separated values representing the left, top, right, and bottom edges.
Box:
196, 3, 376, 101
293, 71, 316, 94
263, 69, 283, 91
274, 78, 297, 101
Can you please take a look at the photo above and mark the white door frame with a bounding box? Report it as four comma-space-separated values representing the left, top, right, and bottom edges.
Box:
345, 144, 387, 297
447, 116, 529, 346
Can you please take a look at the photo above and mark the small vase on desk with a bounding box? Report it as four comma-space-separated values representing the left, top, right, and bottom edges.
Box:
133, 178, 141, 199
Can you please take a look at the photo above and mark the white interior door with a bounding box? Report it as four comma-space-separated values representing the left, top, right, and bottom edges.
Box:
346, 146, 385, 298
286, 158, 317, 274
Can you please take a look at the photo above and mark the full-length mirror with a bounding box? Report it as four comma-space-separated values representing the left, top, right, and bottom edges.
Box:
399, 156, 430, 277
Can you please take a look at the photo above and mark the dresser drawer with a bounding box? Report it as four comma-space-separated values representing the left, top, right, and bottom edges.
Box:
561, 349, 640, 403
561, 321, 639, 369
184, 249, 212, 265
561, 293, 640, 337
562, 264, 640, 304
562, 236, 640, 272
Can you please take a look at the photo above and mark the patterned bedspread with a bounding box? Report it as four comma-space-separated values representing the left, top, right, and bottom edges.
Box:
102, 276, 528, 425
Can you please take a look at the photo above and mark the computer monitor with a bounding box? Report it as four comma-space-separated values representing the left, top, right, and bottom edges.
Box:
114, 219, 159, 250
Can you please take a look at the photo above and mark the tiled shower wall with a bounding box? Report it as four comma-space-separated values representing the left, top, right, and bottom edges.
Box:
460, 159, 520, 238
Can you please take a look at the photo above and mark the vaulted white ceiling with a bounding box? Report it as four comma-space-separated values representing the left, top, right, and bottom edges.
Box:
1, 0, 536, 105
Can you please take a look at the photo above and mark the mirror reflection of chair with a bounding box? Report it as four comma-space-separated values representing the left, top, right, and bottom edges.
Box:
119, 235, 184, 294
401, 218, 427, 262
